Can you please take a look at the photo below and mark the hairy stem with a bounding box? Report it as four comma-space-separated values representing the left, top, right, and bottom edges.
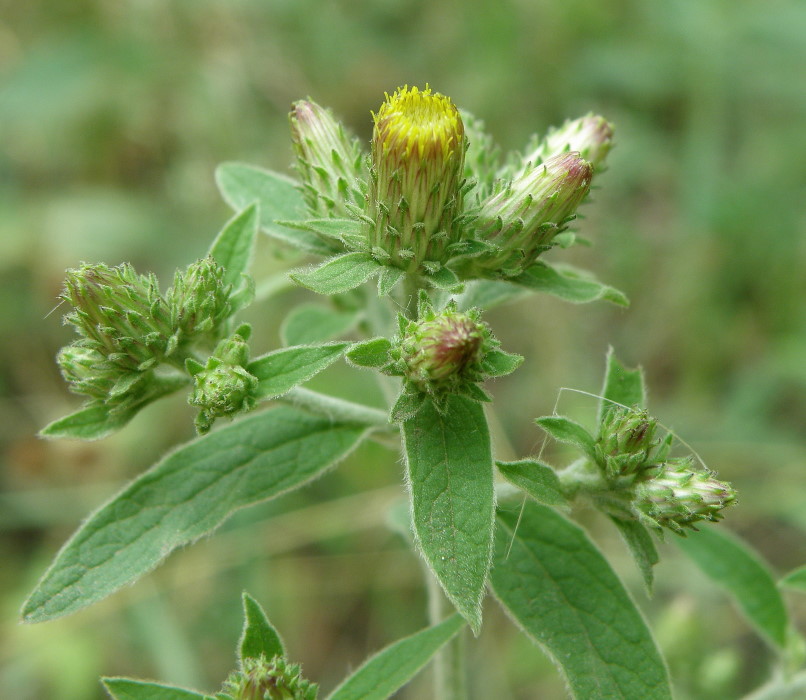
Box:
427, 571, 468, 700
279, 387, 395, 431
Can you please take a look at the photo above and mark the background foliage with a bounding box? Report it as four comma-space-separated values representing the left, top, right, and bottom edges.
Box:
2, 0, 805, 697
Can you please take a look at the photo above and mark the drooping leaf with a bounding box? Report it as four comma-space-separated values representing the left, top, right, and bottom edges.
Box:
21, 407, 369, 623
402, 395, 494, 633
496, 459, 566, 506
345, 338, 392, 369
215, 162, 336, 255
675, 525, 789, 649
290, 253, 382, 295
511, 261, 629, 306
239, 592, 285, 662
208, 204, 259, 289
101, 678, 210, 700
248, 343, 348, 401
534, 415, 597, 461
280, 304, 360, 346
598, 347, 646, 426
491, 503, 672, 700
454, 279, 527, 312
326, 614, 465, 700
609, 516, 659, 594
781, 565, 806, 592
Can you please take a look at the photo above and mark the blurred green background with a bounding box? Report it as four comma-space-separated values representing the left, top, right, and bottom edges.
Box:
2, 0, 806, 698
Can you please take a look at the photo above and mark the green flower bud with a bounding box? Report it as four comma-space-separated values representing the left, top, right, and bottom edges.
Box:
596, 406, 659, 479
166, 256, 233, 344
472, 152, 593, 277
290, 99, 366, 218
524, 114, 614, 172
367, 85, 467, 272
634, 459, 738, 534
221, 656, 318, 700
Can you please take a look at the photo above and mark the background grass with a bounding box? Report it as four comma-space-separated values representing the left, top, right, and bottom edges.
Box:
2, 0, 806, 697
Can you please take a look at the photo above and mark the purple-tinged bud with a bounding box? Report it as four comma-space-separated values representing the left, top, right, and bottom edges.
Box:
524, 114, 614, 172
289, 100, 365, 217
221, 656, 318, 700
596, 406, 659, 479
368, 86, 467, 272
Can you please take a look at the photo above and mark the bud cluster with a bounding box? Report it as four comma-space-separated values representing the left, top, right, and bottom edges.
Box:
187, 325, 258, 434
220, 655, 318, 700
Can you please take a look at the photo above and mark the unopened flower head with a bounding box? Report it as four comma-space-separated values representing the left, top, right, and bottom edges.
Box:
166, 256, 233, 343
368, 86, 466, 271
221, 655, 318, 700
634, 459, 738, 535
596, 406, 659, 479
524, 114, 614, 172
474, 152, 593, 276
290, 99, 365, 217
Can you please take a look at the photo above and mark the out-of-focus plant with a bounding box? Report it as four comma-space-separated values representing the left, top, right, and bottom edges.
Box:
20, 84, 805, 700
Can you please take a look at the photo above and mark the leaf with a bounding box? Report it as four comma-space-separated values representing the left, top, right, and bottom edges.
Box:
598, 347, 646, 426
277, 218, 364, 248
496, 459, 566, 506
377, 266, 405, 297
208, 204, 258, 289
781, 565, 806, 592
345, 338, 392, 369
401, 395, 494, 633
534, 415, 597, 460
40, 376, 190, 441
511, 261, 629, 306
480, 349, 523, 377
491, 503, 672, 700
215, 162, 336, 255
675, 525, 789, 649
248, 343, 348, 401
326, 614, 465, 700
609, 516, 659, 594
102, 678, 210, 700
454, 279, 527, 312
21, 407, 369, 623
425, 265, 461, 291
239, 592, 285, 662
290, 253, 382, 295
280, 304, 360, 346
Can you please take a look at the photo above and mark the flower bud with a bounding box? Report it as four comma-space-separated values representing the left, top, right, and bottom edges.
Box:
524, 114, 614, 172
222, 656, 318, 700
399, 307, 486, 392
596, 406, 659, 479
166, 257, 233, 344
473, 152, 592, 276
290, 99, 366, 217
368, 85, 467, 272
634, 459, 738, 534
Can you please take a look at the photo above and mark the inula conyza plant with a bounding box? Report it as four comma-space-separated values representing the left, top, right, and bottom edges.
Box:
25, 85, 802, 699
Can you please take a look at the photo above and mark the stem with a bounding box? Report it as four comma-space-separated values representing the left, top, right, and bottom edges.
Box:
427, 571, 468, 700
279, 387, 395, 431
558, 458, 607, 499
401, 274, 421, 320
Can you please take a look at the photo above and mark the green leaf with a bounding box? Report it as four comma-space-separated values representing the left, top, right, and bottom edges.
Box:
534, 415, 597, 460
454, 279, 527, 311
215, 162, 336, 255
781, 565, 806, 592
675, 525, 789, 649
21, 407, 369, 623
598, 347, 646, 426
277, 218, 364, 249
491, 503, 672, 700
511, 261, 629, 306
208, 204, 258, 289
280, 304, 360, 346
40, 376, 189, 441
496, 459, 566, 506
102, 678, 210, 700
609, 516, 659, 594
345, 338, 392, 369
239, 592, 285, 662
326, 614, 465, 700
290, 253, 382, 295
425, 265, 461, 291
377, 266, 405, 297
480, 349, 523, 377
248, 343, 348, 401
402, 395, 494, 633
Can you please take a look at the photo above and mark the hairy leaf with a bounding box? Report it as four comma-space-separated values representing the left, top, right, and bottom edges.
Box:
512, 261, 628, 306
280, 304, 360, 346
535, 415, 597, 460
610, 516, 659, 594
208, 204, 258, 289
102, 678, 210, 700
290, 253, 382, 295
598, 347, 646, 426
248, 343, 348, 400
496, 459, 566, 506
239, 592, 285, 662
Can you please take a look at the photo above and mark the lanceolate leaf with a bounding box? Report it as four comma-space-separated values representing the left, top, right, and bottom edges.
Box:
781, 565, 806, 592
402, 395, 494, 634
511, 261, 629, 306
345, 338, 392, 369
239, 592, 285, 662
675, 525, 789, 649
496, 459, 566, 506
598, 347, 646, 426
491, 503, 672, 700
208, 204, 259, 289
326, 614, 465, 700
248, 343, 348, 400
280, 304, 360, 346
535, 415, 597, 461
215, 162, 336, 255
290, 253, 382, 295
610, 516, 659, 594
102, 678, 210, 700
21, 407, 369, 623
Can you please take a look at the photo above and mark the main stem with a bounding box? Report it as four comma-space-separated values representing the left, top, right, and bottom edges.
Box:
427, 571, 468, 700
